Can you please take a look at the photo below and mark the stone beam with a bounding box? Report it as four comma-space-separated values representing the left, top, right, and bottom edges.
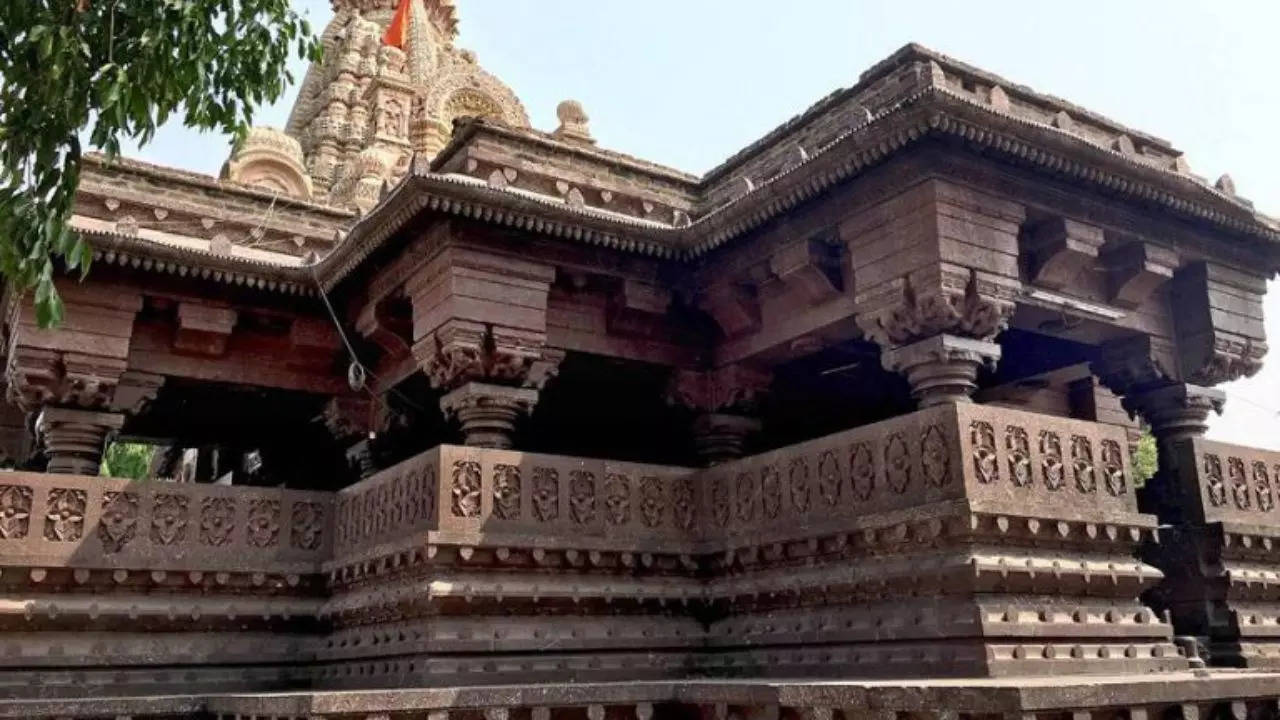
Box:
174, 303, 237, 356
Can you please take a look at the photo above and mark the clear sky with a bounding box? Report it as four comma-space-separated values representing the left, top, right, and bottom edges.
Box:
121, 0, 1280, 448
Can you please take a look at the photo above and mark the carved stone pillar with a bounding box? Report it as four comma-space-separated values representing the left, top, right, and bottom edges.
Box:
882, 334, 1001, 407
668, 364, 771, 465
36, 407, 124, 476
1123, 382, 1225, 522
439, 382, 538, 449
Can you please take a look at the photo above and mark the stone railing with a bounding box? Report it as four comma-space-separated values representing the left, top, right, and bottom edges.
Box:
0, 472, 331, 574
1176, 438, 1280, 525
704, 401, 1141, 546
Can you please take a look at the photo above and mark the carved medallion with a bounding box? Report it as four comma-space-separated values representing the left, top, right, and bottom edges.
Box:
1101, 440, 1127, 497
672, 476, 695, 530
44, 488, 86, 542
532, 468, 560, 523
734, 471, 755, 522
451, 460, 482, 518
921, 425, 950, 487
0, 485, 32, 539
99, 491, 139, 554
789, 457, 811, 513
1005, 426, 1032, 488
150, 494, 189, 545
884, 434, 911, 495
291, 501, 325, 550
970, 422, 998, 484
200, 497, 235, 546
493, 464, 521, 521
849, 442, 875, 501
1203, 454, 1226, 507
569, 470, 597, 525
640, 476, 665, 527
1072, 436, 1097, 494
604, 473, 631, 526
246, 498, 281, 548
1040, 431, 1064, 491
711, 474, 731, 527
1229, 457, 1251, 511
817, 451, 841, 507
1254, 462, 1274, 513
760, 464, 782, 518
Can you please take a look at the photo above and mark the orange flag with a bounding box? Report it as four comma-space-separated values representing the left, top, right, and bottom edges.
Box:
382, 0, 413, 48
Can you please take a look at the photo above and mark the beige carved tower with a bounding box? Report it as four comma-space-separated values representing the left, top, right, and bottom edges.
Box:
223, 0, 529, 211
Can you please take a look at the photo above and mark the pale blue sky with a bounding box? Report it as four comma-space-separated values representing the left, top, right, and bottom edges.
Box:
121, 0, 1280, 448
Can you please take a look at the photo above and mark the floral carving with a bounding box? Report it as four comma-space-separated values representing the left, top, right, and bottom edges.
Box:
291, 501, 325, 550
640, 476, 665, 527
604, 473, 631, 526
0, 485, 33, 539
1229, 457, 1251, 511
451, 460, 482, 518
672, 476, 695, 530
970, 421, 997, 484
532, 468, 560, 523
1257, 462, 1276, 513
1204, 453, 1226, 507
788, 457, 811, 513
711, 475, 731, 526
420, 465, 437, 520
150, 494, 189, 545
99, 491, 139, 554
493, 464, 521, 520
885, 434, 911, 494
760, 464, 782, 518
401, 471, 419, 526
200, 497, 235, 546
1072, 436, 1097, 494
734, 472, 755, 522
921, 425, 949, 487
569, 470, 597, 525
817, 451, 841, 506
1101, 440, 1127, 497
44, 488, 86, 541
1040, 431, 1064, 491
1005, 426, 1032, 488
246, 498, 281, 548
849, 442, 875, 501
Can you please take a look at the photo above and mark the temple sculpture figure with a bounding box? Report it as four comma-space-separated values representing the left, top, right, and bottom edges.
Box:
2, 1, 1280, 719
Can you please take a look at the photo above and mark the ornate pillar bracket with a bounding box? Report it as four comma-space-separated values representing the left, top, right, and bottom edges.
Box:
36, 407, 125, 476
668, 364, 772, 465
882, 334, 1001, 407
439, 382, 539, 449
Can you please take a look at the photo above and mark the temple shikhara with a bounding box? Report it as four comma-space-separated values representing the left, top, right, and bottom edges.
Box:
5, 0, 1280, 718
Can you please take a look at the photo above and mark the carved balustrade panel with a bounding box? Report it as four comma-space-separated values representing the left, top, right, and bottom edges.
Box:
1178, 438, 1280, 525
0, 472, 330, 573
332, 448, 440, 560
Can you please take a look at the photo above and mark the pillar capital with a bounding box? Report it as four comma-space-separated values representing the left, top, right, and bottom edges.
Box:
882, 334, 1001, 407
439, 382, 539, 449
1122, 382, 1225, 443
36, 407, 125, 476
667, 364, 772, 465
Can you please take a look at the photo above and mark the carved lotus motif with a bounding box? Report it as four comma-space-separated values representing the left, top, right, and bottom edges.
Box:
639, 476, 665, 527
420, 465, 437, 520
1040, 431, 1064, 491
1229, 457, 1251, 510
788, 458, 811, 513
451, 460, 482, 518
603, 473, 631, 526
569, 470, 597, 525
672, 476, 695, 531
884, 434, 911, 494
493, 464, 521, 520
734, 472, 755, 522
921, 425, 949, 487
150, 494, 189, 545
291, 501, 325, 550
0, 484, 32, 539
711, 475, 731, 527
1203, 453, 1226, 507
849, 442, 875, 501
98, 491, 138, 554
532, 468, 559, 523
200, 497, 235, 546
970, 421, 998, 484
817, 451, 841, 507
760, 465, 782, 518
1259, 462, 1277, 513
1101, 440, 1127, 497
1072, 436, 1097, 494
1005, 426, 1031, 488
246, 498, 280, 548
44, 488, 86, 542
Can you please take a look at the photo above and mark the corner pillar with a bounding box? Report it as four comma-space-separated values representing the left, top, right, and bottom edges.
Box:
36, 407, 125, 476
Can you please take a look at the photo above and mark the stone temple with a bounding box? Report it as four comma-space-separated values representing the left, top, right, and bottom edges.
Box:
3, 0, 1280, 718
